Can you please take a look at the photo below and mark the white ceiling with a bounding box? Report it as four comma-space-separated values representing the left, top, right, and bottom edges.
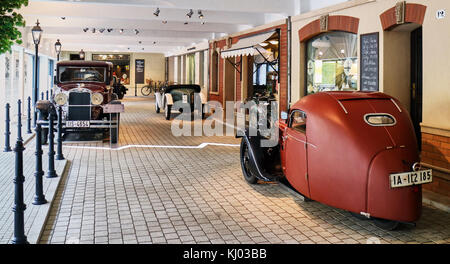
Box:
19, 0, 348, 56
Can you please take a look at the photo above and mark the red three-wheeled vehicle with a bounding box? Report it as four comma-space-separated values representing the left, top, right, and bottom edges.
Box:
239, 91, 432, 230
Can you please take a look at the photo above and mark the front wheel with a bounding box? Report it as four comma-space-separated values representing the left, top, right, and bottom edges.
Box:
165, 104, 172, 120
373, 218, 400, 231
240, 138, 258, 184
141, 86, 152, 96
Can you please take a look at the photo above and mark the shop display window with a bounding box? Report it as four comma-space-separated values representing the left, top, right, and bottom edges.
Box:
306, 31, 358, 95
93, 54, 130, 85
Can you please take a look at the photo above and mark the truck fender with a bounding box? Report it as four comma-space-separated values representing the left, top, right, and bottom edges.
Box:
165, 93, 174, 106
241, 130, 277, 182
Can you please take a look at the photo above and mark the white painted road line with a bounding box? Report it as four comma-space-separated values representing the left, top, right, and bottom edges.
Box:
64, 142, 240, 151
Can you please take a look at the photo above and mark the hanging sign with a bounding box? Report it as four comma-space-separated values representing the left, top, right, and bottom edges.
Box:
135, 59, 145, 84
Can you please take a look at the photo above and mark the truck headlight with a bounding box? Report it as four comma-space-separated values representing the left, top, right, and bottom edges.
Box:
91, 93, 103, 105
54, 93, 68, 106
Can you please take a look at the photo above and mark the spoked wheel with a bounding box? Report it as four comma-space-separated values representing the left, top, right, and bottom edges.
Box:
240, 138, 258, 184
165, 104, 172, 120
141, 86, 152, 96
373, 218, 400, 231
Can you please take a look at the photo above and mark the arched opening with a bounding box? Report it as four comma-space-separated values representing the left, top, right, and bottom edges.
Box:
383, 22, 423, 148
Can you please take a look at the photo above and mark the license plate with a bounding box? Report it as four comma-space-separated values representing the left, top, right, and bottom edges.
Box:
66, 121, 90, 128
390, 169, 432, 188
182, 95, 188, 103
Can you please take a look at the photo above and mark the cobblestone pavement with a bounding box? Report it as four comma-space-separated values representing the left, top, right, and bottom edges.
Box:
40, 96, 450, 244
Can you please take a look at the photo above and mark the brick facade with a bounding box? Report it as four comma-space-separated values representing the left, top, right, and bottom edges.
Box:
421, 132, 450, 196
298, 15, 360, 43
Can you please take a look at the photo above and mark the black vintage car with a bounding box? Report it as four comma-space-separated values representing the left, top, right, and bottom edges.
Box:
154, 84, 207, 120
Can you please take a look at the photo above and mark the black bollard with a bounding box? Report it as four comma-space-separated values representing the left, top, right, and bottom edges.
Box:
46, 90, 49, 100
50, 89, 53, 98
56, 106, 64, 160
46, 107, 57, 178
27, 97, 32, 134
12, 100, 28, 244
33, 122, 47, 205
4, 103, 12, 152
41, 92, 44, 101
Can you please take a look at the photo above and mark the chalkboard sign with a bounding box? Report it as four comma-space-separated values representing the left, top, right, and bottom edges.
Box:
135, 59, 145, 84
360, 33, 379, 91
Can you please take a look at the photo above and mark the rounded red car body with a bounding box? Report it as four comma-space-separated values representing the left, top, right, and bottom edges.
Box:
239, 91, 429, 228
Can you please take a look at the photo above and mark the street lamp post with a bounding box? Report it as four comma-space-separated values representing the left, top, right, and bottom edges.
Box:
32, 20, 43, 127
55, 39, 62, 61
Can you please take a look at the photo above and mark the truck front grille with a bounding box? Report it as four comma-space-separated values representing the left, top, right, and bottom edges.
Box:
68, 92, 91, 120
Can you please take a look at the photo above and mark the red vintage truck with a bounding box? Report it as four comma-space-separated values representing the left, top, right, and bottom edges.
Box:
239, 91, 432, 230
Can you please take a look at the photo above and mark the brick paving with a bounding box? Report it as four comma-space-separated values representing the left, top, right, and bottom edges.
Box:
39, 96, 450, 244
0, 140, 68, 244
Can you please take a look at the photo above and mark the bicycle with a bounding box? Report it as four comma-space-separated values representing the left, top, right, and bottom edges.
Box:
141, 84, 154, 96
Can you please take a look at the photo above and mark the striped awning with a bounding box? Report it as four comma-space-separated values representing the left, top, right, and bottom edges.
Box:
221, 31, 275, 59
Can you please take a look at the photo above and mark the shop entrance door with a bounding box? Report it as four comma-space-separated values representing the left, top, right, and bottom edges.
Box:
410, 27, 423, 149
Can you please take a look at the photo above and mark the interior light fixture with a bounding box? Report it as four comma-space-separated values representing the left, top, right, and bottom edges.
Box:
138, 41, 142, 44
269, 40, 279, 45
340, 49, 345, 54
120, 29, 124, 34
79, 49, 85, 60
184, 22, 188, 25
198, 10, 204, 19
153, 41, 156, 45
186, 9, 193, 18
162, 21, 168, 24
99, 28, 105, 33
201, 21, 205, 25
153, 7, 160, 17
107, 28, 113, 33
61, 17, 66, 20
83, 27, 89, 32
134, 29, 139, 35
92, 28, 96, 33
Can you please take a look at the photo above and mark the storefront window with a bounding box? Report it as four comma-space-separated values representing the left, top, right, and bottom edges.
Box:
93, 54, 130, 85
306, 31, 358, 95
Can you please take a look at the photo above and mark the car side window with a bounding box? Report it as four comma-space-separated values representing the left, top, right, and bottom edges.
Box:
289, 110, 307, 133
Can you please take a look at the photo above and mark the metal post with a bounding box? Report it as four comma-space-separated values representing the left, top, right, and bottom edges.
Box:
33, 122, 47, 205
46, 90, 49, 100
27, 97, 32, 134
33, 44, 39, 128
41, 92, 44, 101
12, 100, 28, 244
56, 106, 64, 160
50, 89, 53, 98
46, 107, 57, 178
4, 103, 12, 152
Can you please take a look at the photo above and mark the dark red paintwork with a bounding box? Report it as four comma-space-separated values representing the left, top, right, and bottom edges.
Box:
279, 91, 421, 222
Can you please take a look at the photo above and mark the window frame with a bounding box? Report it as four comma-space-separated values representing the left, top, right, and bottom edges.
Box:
289, 109, 307, 133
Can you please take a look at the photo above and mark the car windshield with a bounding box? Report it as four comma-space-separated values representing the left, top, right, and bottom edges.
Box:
59, 66, 106, 83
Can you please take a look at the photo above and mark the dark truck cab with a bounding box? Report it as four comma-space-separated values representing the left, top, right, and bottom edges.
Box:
36, 60, 124, 144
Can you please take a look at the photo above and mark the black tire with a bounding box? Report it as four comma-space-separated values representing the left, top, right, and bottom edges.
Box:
240, 138, 258, 184
373, 218, 400, 231
165, 104, 172, 120
110, 114, 120, 144
155, 102, 160, 113
41, 128, 49, 145
141, 86, 152, 96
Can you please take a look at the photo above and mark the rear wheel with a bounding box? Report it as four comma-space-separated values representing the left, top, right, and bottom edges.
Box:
165, 104, 172, 120
373, 218, 400, 231
240, 138, 258, 184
